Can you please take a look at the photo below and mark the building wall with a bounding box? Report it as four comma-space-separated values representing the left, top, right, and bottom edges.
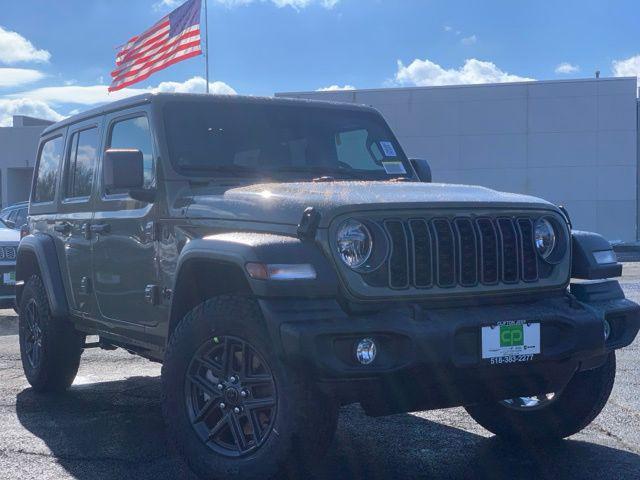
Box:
277, 77, 639, 243
0, 116, 52, 209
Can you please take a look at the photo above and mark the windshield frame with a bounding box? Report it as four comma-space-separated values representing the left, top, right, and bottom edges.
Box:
160, 99, 417, 182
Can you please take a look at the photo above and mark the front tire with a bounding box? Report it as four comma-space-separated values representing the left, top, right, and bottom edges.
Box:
18, 275, 84, 392
465, 352, 616, 440
162, 296, 338, 480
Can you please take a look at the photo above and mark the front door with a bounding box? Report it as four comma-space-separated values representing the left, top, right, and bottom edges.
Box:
54, 119, 101, 318
91, 109, 161, 327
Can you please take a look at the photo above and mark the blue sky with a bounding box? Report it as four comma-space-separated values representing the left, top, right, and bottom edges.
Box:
0, 0, 639, 126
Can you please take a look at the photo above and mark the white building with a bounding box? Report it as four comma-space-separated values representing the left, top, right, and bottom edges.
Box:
277, 77, 640, 243
0, 115, 54, 209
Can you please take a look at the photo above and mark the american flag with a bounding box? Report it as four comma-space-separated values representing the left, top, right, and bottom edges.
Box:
109, 0, 202, 92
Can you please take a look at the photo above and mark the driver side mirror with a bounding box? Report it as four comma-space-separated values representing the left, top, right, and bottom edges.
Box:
104, 149, 144, 192
409, 158, 432, 183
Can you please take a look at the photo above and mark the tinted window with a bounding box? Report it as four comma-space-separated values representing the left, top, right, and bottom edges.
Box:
34, 136, 64, 203
163, 102, 412, 180
14, 208, 27, 227
108, 116, 154, 189
66, 127, 99, 198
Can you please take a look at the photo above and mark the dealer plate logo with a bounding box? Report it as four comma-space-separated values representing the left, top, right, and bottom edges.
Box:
500, 324, 524, 347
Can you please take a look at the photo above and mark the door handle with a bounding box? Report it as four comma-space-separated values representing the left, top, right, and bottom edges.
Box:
90, 223, 111, 234
54, 222, 72, 234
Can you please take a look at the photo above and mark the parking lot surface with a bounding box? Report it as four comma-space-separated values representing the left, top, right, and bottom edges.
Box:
1, 267, 639, 479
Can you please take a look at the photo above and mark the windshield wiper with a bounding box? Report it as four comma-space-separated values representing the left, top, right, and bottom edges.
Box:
267, 166, 362, 179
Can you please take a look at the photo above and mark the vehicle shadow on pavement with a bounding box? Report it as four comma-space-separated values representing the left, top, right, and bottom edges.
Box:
16, 376, 640, 480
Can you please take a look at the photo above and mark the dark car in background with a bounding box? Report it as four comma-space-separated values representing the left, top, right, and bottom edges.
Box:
0, 202, 28, 230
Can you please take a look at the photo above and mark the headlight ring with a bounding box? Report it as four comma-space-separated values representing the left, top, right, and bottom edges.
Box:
336, 219, 373, 269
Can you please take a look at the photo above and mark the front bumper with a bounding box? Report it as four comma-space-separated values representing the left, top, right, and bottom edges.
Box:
261, 282, 640, 415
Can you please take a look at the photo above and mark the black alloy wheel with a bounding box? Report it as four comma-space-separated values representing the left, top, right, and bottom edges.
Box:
184, 335, 277, 457
21, 298, 43, 370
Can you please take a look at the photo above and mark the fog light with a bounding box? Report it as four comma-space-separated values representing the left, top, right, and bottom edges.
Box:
355, 338, 377, 365
604, 320, 611, 341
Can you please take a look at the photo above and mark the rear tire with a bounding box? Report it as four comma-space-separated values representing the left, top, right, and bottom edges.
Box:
465, 352, 616, 440
162, 296, 338, 480
18, 275, 84, 392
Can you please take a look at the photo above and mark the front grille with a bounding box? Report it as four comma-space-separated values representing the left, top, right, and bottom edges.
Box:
382, 216, 539, 290
0, 246, 17, 261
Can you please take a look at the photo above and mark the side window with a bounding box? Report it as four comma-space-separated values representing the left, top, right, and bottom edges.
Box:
33, 136, 64, 203
108, 116, 154, 190
66, 127, 99, 199
15, 208, 27, 227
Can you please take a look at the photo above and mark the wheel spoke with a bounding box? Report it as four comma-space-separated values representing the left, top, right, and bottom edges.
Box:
188, 373, 221, 399
247, 409, 263, 443
244, 397, 276, 412
206, 413, 230, 442
242, 374, 273, 387
193, 397, 218, 423
227, 412, 247, 451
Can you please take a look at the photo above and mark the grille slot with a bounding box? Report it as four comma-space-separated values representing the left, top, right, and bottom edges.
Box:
385, 220, 410, 289
476, 218, 499, 284
0, 246, 16, 261
497, 219, 519, 283
379, 215, 542, 290
517, 218, 539, 282
454, 218, 478, 287
408, 220, 433, 288
432, 219, 456, 287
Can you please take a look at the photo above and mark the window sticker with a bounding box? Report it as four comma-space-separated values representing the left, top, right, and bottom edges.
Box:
382, 161, 407, 175
380, 141, 397, 157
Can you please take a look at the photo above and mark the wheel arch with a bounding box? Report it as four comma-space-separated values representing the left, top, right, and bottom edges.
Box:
16, 234, 69, 318
165, 232, 339, 346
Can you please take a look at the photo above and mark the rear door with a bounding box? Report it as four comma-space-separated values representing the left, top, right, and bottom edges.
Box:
91, 108, 161, 327
54, 118, 102, 318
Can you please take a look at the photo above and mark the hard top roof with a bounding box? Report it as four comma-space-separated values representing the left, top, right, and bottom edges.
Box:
42, 93, 379, 136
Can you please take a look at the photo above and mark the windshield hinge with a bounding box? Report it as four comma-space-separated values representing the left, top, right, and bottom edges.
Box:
297, 207, 321, 241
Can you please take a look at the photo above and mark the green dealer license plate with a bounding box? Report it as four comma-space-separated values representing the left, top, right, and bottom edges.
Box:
481, 320, 540, 365
2, 272, 15, 286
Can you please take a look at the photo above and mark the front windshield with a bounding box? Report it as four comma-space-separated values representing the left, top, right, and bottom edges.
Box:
163, 100, 414, 181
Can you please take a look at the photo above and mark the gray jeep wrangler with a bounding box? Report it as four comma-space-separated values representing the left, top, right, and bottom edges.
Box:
16, 93, 640, 480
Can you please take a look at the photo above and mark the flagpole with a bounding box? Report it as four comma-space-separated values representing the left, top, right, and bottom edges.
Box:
204, 0, 210, 94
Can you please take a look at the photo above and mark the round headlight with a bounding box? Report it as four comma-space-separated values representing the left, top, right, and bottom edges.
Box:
534, 218, 556, 259
336, 219, 373, 269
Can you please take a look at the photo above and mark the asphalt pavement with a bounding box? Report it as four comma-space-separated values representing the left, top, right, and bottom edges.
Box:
0, 268, 639, 480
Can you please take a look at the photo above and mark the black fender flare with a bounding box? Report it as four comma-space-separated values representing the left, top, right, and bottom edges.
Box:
169, 232, 339, 335
16, 234, 69, 318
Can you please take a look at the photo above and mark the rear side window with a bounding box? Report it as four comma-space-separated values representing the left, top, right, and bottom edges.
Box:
34, 136, 64, 203
66, 127, 99, 199
15, 208, 27, 227
108, 116, 154, 189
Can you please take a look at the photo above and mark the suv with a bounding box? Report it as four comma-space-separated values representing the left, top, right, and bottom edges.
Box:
17, 94, 640, 480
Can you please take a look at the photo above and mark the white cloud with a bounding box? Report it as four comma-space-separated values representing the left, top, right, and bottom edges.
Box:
0, 68, 45, 88
460, 34, 477, 46
555, 62, 580, 74
9, 76, 236, 106
0, 98, 63, 127
443, 25, 453, 32
0, 26, 50, 64
316, 84, 355, 91
394, 58, 535, 87
153, 0, 182, 10
612, 54, 640, 82
154, 76, 237, 95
